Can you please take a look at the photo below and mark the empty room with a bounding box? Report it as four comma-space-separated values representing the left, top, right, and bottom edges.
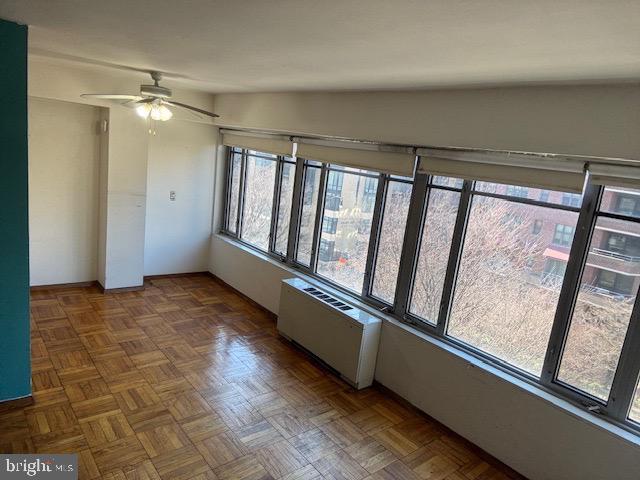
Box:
1, 1, 639, 479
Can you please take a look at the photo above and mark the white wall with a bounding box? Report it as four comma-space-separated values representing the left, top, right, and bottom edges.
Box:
29, 56, 216, 288
144, 120, 217, 275
209, 84, 640, 479
215, 84, 640, 160
28, 97, 101, 286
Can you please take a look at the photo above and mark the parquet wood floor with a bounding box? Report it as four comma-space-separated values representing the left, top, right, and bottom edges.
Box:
1, 274, 526, 480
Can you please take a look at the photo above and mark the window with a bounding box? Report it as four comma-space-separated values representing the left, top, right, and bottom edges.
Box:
433, 176, 464, 189
539, 190, 550, 202
316, 168, 378, 292
604, 189, 640, 218
557, 219, 638, 400
447, 185, 578, 376
325, 169, 344, 211
322, 216, 338, 234
409, 180, 462, 323
601, 188, 640, 218
371, 179, 412, 304
553, 224, 574, 247
532, 219, 543, 234
604, 232, 640, 258
362, 177, 378, 213
295, 163, 321, 266
223, 144, 640, 434
506, 185, 529, 198
318, 238, 334, 261
226, 151, 242, 234
240, 153, 278, 250
562, 192, 582, 207
273, 161, 296, 255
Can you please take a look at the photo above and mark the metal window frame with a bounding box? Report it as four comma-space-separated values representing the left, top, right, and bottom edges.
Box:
222, 147, 235, 234
393, 173, 431, 318
291, 161, 323, 269
365, 174, 415, 308
311, 164, 385, 295
237, 150, 278, 253
363, 174, 391, 304
540, 180, 640, 422
271, 157, 297, 258
286, 157, 306, 263
219, 147, 640, 435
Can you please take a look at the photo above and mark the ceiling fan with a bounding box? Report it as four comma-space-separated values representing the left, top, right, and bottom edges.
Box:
81, 71, 219, 123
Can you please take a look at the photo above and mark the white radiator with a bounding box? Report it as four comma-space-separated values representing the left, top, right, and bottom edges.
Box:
277, 278, 381, 389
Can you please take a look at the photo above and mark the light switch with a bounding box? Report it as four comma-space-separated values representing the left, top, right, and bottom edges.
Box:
169, 191, 176, 201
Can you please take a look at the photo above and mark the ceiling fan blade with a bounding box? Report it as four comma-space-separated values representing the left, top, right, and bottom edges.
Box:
165, 101, 219, 118
121, 97, 155, 109
80, 94, 142, 101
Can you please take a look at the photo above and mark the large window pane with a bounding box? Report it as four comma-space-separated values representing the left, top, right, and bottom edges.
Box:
227, 151, 242, 234
409, 188, 461, 323
317, 170, 378, 292
448, 195, 578, 376
557, 217, 640, 400
240, 155, 277, 250
295, 165, 321, 266
274, 161, 296, 255
371, 181, 412, 303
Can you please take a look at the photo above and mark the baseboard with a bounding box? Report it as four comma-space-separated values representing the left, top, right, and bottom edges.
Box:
0, 395, 33, 413
100, 284, 145, 294
30, 280, 99, 291
144, 272, 210, 280
207, 272, 277, 321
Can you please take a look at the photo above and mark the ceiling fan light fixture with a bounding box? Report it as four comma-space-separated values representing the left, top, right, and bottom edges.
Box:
136, 103, 152, 119
81, 72, 218, 122
151, 104, 173, 121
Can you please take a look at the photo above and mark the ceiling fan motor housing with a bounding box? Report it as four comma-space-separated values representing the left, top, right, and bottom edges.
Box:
140, 84, 172, 98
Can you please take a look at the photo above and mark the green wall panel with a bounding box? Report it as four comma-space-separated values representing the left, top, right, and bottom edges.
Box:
0, 18, 30, 401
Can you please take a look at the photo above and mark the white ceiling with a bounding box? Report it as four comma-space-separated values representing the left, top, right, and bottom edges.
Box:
2, 0, 639, 93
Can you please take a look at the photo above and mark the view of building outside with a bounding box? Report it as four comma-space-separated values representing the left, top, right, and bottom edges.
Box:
447, 193, 579, 376
228, 149, 640, 420
316, 168, 378, 292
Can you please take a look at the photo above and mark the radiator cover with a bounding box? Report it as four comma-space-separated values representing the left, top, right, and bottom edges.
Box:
277, 278, 381, 389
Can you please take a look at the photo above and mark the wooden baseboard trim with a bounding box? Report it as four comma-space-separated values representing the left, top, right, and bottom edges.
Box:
0, 395, 33, 413
144, 272, 210, 280
100, 285, 145, 294
30, 281, 99, 291
207, 272, 277, 321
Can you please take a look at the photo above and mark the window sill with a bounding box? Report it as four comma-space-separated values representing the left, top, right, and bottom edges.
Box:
211, 232, 640, 448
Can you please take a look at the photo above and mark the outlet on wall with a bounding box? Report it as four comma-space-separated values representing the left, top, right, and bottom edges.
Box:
169, 191, 176, 201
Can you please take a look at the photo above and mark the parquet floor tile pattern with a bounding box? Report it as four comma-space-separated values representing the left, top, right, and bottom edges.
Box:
1, 274, 526, 480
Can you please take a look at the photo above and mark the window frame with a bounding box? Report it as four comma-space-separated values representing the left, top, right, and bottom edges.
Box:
312, 164, 382, 295
221, 145, 640, 435
222, 147, 295, 259
552, 223, 575, 247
